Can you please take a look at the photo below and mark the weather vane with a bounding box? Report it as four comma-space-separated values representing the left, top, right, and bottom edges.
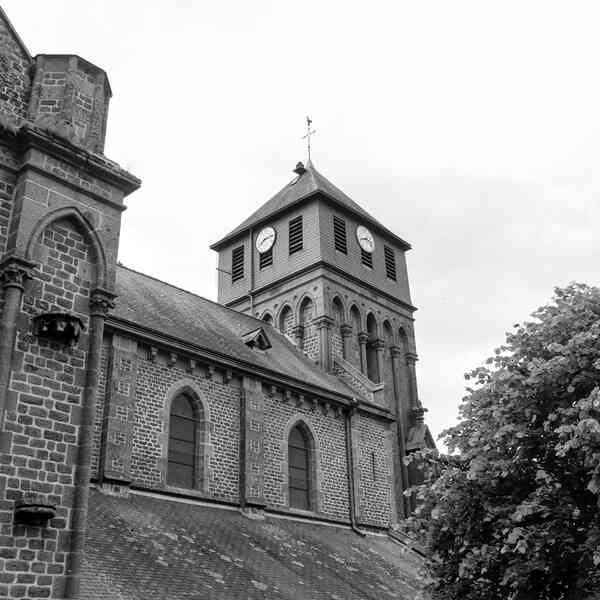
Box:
302, 116, 316, 162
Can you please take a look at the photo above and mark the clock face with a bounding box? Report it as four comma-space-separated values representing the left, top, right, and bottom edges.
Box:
356, 225, 375, 253
256, 226, 276, 253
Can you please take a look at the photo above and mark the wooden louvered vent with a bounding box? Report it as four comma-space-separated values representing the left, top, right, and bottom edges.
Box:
333, 216, 347, 254
288, 216, 303, 255
384, 245, 396, 280
259, 247, 273, 269
361, 248, 373, 268
231, 245, 244, 282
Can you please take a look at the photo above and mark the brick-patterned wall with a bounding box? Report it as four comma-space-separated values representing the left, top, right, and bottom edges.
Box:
357, 414, 392, 528
263, 392, 350, 522
0, 144, 17, 260
330, 329, 343, 363
0, 217, 96, 599
91, 337, 111, 478
123, 355, 241, 503
0, 15, 31, 121
299, 298, 319, 361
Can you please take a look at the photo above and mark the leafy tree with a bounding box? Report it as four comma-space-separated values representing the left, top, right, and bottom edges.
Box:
406, 283, 600, 600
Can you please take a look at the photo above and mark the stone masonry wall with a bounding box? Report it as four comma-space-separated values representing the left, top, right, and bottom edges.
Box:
120, 352, 241, 503
0, 14, 31, 122
356, 414, 392, 528
0, 217, 96, 599
263, 391, 350, 522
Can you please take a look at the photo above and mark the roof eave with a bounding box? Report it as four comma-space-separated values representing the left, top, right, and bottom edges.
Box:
210, 190, 412, 252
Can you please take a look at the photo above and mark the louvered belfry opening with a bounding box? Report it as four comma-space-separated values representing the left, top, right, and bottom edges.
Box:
289, 425, 310, 510
333, 215, 347, 254
259, 246, 273, 269
231, 245, 244, 282
361, 248, 373, 268
288, 215, 303, 255
168, 394, 197, 488
384, 245, 396, 280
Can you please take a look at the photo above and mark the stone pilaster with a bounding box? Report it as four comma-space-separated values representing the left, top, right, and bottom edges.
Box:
358, 331, 369, 376
405, 352, 420, 413
389, 345, 410, 519
373, 339, 386, 384
0, 256, 35, 433
99, 333, 138, 486
240, 376, 265, 508
314, 315, 334, 371
340, 323, 353, 360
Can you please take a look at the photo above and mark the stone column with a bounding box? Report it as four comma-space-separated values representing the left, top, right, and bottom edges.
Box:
65, 289, 115, 599
314, 316, 334, 371
390, 345, 410, 519
0, 257, 35, 433
240, 376, 265, 511
373, 339, 386, 384
340, 323, 353, 361
358, 332, 369, 375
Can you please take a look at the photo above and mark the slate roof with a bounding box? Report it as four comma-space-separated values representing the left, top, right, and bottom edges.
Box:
111, 266, 356, 399
210, 161, 411, 250
81, 488, 430, 600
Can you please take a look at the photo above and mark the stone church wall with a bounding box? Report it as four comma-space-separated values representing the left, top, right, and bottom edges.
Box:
0, 217, 97, 598
356, 414, 393, 528
0, 13, 31, 122
263, 391, 349, 521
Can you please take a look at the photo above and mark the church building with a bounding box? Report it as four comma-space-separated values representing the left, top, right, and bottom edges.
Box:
0, 8, 434, 599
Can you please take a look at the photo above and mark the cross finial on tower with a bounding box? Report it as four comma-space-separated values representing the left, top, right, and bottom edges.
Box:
302, 116, 316, 162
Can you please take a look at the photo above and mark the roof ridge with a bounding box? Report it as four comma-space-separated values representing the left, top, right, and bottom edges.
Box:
116, 263, 264, 326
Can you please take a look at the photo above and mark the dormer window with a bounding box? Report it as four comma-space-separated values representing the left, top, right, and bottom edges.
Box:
242, 327, 272, 350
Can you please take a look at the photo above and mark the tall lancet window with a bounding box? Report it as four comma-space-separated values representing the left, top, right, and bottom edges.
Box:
288, 425, 310, 510
168, 394, 197, 488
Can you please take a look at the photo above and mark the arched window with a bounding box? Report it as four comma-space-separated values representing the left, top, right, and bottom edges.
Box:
279, 305, 293, 337
262, 312, 273, 326
288, 425, 310, 510
167, 394, 197, 488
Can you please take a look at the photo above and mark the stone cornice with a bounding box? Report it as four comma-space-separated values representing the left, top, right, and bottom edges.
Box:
13, 123, 140, 197
104, 316, 394, 421
226, 261, 417, 314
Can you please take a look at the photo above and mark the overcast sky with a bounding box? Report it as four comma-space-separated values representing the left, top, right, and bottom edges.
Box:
6, 1, 600, 447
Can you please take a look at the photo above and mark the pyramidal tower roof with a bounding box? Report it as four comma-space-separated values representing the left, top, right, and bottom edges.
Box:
210, 160, 411, 250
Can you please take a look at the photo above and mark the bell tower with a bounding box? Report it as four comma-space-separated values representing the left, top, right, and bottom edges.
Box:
211, 158, 435, 517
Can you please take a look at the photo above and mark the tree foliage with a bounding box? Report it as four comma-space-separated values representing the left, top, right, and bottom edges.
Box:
406, 284, 600, 599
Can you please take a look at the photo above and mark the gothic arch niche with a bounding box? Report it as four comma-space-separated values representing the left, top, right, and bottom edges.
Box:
282, 417, 321, 512
331, 296, 344, 359
298, 295, 316, 358
349, 304, 361, 368
366, 312, 379, 382
163, 381, 211, 493
261, 312, 273, 326
278, 304, 294, 338
26, 207, 108, 290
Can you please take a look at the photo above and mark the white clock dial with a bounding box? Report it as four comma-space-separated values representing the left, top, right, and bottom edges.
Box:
356, 225, 375, 253
256, 226, 276, 253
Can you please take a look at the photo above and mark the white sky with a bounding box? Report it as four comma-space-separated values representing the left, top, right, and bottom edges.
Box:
6, 1, 600, 447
